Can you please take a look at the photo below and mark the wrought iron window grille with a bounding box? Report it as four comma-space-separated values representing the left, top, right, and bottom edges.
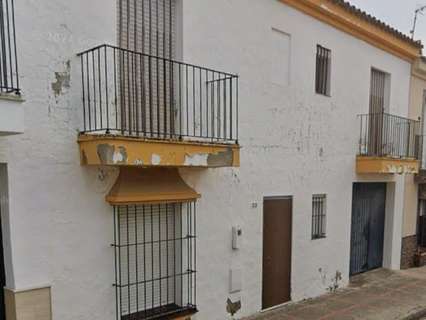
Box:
112, 202, 197, 320
315, 45, 331, 96
312, 194, 327, 240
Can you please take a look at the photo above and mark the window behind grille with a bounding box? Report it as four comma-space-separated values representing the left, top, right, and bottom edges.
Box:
312, 194, 326, 239
117, 0, 176, 137
315, 45, 331, 96
113, 202, 196, 320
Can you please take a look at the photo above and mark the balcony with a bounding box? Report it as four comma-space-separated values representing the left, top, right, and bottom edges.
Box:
356, 113, 421, 174
0, 0, 23, 135
77, 44, 240, 168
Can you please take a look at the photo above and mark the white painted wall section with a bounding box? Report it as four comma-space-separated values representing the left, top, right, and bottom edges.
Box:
0, 1, 414, 320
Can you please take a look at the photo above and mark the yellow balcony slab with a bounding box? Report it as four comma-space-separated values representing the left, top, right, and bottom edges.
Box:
356, 156, 420, 174
78, 134, 240, 168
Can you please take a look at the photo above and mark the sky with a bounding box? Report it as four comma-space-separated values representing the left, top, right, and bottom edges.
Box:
348, 0, 426, 49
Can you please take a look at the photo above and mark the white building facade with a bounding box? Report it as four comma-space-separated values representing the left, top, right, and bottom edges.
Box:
0, 1, 422, 320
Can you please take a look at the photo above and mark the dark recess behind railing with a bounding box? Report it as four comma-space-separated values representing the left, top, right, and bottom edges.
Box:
358, 113, 422, 159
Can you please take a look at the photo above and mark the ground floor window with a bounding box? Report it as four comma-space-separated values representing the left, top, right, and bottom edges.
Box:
113, 202, 197, 319
312, 194, 327, 240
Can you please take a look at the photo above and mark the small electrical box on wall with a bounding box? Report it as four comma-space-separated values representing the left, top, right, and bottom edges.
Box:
232, 226, 242, 250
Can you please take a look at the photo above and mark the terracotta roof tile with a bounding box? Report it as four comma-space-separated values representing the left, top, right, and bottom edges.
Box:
331, 0, 423, 48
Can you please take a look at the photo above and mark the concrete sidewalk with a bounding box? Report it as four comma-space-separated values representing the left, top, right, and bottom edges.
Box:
244, 267, 426, 320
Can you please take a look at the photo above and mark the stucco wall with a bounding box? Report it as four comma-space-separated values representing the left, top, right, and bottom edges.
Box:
0, 1, 413, 320
0, 0, 118, 319
180, 0, 411, 318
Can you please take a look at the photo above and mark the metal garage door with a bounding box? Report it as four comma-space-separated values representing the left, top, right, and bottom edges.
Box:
350, 183, 386, 276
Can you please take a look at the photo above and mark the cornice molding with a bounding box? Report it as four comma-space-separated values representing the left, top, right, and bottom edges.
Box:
280, 0, 421, 62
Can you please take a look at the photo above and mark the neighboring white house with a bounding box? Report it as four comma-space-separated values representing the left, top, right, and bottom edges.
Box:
402, 57, 426, 269
0, 1, 423, 320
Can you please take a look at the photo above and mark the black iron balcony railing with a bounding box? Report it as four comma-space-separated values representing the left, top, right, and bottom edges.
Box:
0, 0, 19, 94
358, 113, 422, 159
77, 44, 239, 144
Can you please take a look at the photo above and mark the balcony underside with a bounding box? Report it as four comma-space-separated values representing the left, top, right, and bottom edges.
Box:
356, 156, 420, 174
78, 134, 240, 168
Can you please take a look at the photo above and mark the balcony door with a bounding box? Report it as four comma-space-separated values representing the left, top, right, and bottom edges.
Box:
118, 0, 177, 138
368, 69, 388, 156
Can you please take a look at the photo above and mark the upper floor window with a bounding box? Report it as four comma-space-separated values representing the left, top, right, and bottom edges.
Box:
315, 45, 331, 96
0, 0, 19, 94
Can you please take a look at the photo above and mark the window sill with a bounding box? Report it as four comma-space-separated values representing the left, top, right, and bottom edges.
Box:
312, 236, 327, 240
315, 92, 331, 98
0, 92, 24, 103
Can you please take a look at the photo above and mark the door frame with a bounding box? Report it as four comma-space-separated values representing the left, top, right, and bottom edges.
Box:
261, 196, 293, 311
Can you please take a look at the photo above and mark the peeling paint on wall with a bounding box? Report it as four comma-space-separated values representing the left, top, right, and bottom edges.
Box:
97, 144, 128, 165
113, 147, 128, 164
97, 144, 115, 165
226, 298, 241, 317
151, 154, 161, 165
386, 164, 417, 174
133, 159, 144, 165
184, 153, 208, 166
207, 148, 234, 167
51, 60, 71, 97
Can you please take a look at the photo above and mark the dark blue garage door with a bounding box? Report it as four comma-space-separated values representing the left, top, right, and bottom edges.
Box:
350, 183, 387, 276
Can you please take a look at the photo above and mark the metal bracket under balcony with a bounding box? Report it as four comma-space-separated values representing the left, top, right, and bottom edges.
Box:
356, 113, 421, 174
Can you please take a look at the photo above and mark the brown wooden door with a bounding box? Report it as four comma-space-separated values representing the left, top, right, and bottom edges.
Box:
262, 197, 292, 309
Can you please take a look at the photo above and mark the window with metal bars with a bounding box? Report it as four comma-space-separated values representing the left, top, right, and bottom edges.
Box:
315, 45, 331, 96
312, 194, 327, 240
0, 0, 19, 94
113, 202, 197, 320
